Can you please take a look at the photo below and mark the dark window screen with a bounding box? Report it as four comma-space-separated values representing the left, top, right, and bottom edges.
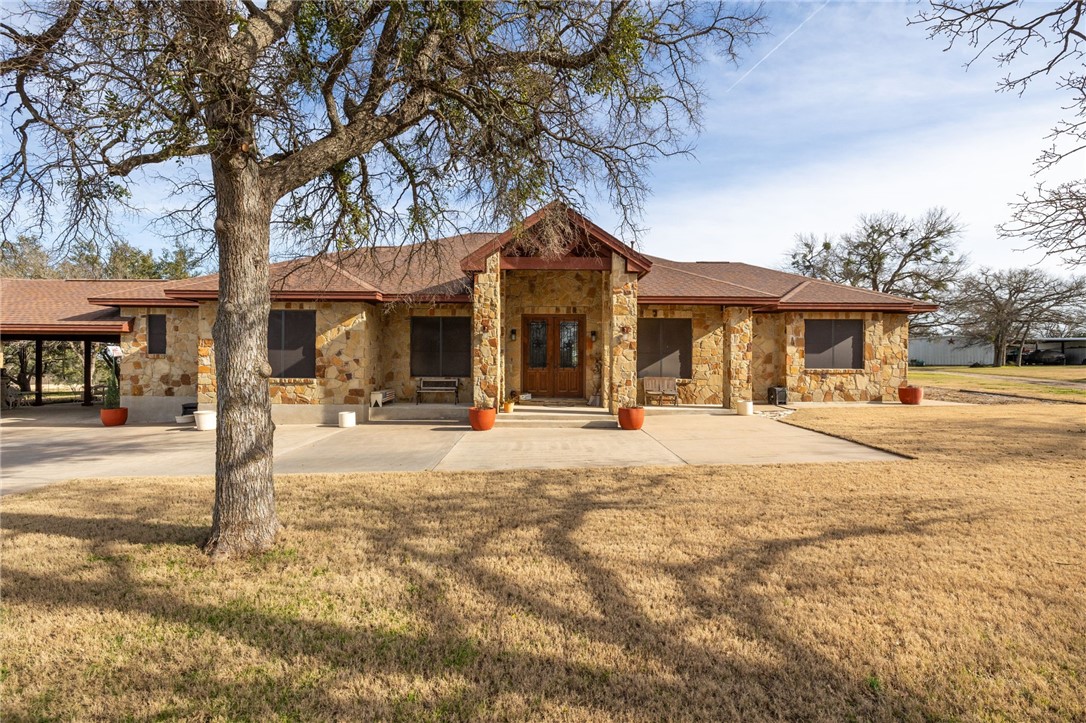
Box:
559, 320, 579, 368
268, 310, 316, 378
637, 318, 692, 378
411, 317, 471, 377
528, 319, 548, 368
147, 314, 167, 355
805, 319, 863, 369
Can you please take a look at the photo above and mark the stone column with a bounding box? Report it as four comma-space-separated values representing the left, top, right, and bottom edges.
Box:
782, 312, 804, 400
723, 306, 753, 408
608, 253, 638, 413
197, 301, 218, 409
82, 340, 93, 406
472, 251, 502, 407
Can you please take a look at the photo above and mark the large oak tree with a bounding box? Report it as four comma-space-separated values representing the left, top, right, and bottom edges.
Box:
1, 1, 765, 557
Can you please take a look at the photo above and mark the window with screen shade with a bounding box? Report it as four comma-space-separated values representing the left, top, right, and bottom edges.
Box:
637, 318, 692, 378
804, 319, 863, 369
410, 316, 471, 377
147, 314, 167, 355
268, 310, 316, 378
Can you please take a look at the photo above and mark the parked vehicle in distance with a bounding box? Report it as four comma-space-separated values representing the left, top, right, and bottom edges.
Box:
1004, 348, 1021, 364
1024, 349, 1067, 365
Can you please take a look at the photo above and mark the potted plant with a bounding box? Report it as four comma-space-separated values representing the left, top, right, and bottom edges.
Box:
899, 385, 923, 405
469, 403, 497, 431
617, 405, 644, 430
99, 372, 128, 426
502, 397, 516, 414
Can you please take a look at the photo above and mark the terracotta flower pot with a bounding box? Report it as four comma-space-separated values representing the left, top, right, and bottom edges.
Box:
899, 386, 923, 405
618, 406, 645, 430
100, 407, 128, 426
469, 406, 497, 431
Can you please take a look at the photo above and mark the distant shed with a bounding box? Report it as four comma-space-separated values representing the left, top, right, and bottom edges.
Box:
909, 337, 994, 366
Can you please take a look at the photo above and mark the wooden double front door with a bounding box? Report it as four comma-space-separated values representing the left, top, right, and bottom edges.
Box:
521, 314, 584, 398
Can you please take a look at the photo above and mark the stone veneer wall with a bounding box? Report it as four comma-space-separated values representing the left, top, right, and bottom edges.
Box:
119, 306, 199, 398
379, 303, 472, 402
781, 311, 909, 402
636, 305, 724, 405
197, 300, 381, 407
472, 252, 502, 407
752, 312, 784, 403
723, 306, 753, 408
502, 269, 606, 402
609, 253, 639, 411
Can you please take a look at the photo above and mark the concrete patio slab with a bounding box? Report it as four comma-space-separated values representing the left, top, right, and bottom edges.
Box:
1, 402, 906, 495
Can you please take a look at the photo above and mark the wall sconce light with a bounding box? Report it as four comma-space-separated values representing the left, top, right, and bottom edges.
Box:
590, 331, 597, 343
510, 328, 517, 341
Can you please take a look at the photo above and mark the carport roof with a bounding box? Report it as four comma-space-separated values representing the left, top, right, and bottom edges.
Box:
0, 279, 163, 338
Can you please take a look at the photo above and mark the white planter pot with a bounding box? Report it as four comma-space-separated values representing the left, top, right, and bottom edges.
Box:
735, 401, 754, 416
338, 411, 357, 428
193, 410, 217, 431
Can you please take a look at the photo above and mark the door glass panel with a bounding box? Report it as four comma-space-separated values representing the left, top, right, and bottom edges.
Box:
559, 320, 579, 368
529, 320, 548, 368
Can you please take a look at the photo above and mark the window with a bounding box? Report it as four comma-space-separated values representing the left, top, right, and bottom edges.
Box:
805, 319, 863, 369
147, 314, 167, 355
411, 316, 471, 377
637, 318, 692, 378
268, 310, 316, 378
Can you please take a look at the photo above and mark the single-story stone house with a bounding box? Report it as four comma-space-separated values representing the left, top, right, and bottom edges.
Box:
0, 206, 934, 422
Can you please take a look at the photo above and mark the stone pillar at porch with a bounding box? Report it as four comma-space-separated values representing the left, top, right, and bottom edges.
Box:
723, 306, 753, 408
472, 251, 502, 408
608, 253, 638, 413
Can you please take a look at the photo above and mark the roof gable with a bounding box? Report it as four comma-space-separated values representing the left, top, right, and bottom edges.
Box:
459, 202, 653, 276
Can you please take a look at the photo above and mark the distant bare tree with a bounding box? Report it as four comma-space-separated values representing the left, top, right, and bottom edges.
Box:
944, 267, 1086, 366
914, 1, 1086, 267
1, 1, 766, 557
786, 208, 966, 330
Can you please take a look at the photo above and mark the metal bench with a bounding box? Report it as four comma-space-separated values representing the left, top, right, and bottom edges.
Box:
643, 376, 679, 405
416, 377, 459, 404
370, 389, 395, 408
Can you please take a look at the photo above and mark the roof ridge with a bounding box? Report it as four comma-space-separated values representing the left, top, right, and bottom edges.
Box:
316, 256, 382, 293
778, 279, 811, 303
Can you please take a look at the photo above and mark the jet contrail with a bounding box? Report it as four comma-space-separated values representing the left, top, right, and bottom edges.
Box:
725, 0, 832, 94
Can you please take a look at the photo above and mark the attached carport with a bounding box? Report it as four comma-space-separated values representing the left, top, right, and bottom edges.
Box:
0, 279, 153, 406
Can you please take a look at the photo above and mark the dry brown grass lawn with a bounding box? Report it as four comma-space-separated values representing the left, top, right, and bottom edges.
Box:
910, 367, 1086, 403
2, 405, 1084, 721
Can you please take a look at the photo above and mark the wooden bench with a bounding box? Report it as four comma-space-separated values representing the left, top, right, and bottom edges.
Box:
369, 389, 395, 408
643, 376, 679, 405
416, 377, 459, 404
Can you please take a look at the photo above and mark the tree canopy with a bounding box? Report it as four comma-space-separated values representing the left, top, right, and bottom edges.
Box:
785, 208, 967, 301
1, 0, 767, 558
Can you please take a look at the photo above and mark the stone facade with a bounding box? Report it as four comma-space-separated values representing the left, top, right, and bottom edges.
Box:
472, 251, 502, 407
752, 312, 785, 403
723, 306, 753, 408
778, 311, 909, 402
502, 269, 606, 403
197, 300, 381, 408
380, 302, 472, 403
637, 305, 725, 405
609, 252, 639, 412
119, 306, 199, 399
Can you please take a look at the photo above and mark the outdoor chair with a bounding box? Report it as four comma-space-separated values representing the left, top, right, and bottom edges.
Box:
5, 385, 29, 408
643, 376, 679, 405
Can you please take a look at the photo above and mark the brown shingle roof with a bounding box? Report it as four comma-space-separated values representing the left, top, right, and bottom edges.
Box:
4, 217, 936, 325
0, 279, 155, 336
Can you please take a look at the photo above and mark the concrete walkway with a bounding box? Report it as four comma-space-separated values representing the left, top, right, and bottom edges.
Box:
1, 404, 903, 495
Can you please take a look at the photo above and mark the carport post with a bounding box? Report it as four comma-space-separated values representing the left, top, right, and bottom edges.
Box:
82, 340, 93, 406
33, 339, 43, 406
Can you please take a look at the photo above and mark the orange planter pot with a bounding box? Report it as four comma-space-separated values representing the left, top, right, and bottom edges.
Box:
618, 407, 645, 430
899, 386, 923, 405
468, 406, 496, 431
100, 408, 129, 426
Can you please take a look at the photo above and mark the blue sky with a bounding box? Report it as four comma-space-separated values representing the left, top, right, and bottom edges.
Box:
113, 2, 1076, 275
586, 1, 1078, 274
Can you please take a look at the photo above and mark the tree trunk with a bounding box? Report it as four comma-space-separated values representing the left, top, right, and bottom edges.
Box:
202, 150, 279, 559
16, 343, 31, 392
993, 334, 1005, 366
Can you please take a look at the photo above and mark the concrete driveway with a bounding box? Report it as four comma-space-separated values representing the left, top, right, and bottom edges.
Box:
1, 404, 902, 495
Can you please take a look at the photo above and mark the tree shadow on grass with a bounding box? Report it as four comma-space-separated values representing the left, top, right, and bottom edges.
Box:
1, 473, 992, 720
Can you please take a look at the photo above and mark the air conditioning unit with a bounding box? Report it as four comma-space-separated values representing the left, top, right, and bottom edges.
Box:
768, 386, 788, 405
